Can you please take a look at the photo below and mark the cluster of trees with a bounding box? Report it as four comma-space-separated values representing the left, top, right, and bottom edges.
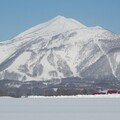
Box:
44, 88, 90, 96
0, 89, 7, 96
0, 87, 97, 97
0, 78, 120, 97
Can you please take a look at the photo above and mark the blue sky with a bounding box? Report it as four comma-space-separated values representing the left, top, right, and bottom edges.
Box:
0, 0, 120, 41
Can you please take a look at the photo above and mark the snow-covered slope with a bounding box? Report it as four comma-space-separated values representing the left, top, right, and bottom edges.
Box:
0, 16, 120, 81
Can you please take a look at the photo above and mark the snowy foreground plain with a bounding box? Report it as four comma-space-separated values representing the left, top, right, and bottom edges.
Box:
0, 95, 120, 120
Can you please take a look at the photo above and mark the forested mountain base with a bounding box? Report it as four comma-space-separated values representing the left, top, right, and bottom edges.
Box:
0, 77, 120, 97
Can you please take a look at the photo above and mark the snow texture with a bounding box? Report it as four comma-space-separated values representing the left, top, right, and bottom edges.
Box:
0, 97, 120, 120
0, 16, 120, 81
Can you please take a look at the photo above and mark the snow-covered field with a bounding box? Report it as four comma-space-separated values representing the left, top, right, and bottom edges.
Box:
28, 94, 120, 98
0, 96, 120, 120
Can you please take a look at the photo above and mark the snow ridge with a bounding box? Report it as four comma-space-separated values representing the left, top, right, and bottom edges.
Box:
94, 40, 118, 79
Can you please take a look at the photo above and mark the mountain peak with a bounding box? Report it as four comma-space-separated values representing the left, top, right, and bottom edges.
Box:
15, 16, 86, 38
52, 15, 66, 20
50, 15, 86, 28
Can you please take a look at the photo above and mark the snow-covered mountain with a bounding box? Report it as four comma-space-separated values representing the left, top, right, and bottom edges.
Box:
0, 15, 120, 81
